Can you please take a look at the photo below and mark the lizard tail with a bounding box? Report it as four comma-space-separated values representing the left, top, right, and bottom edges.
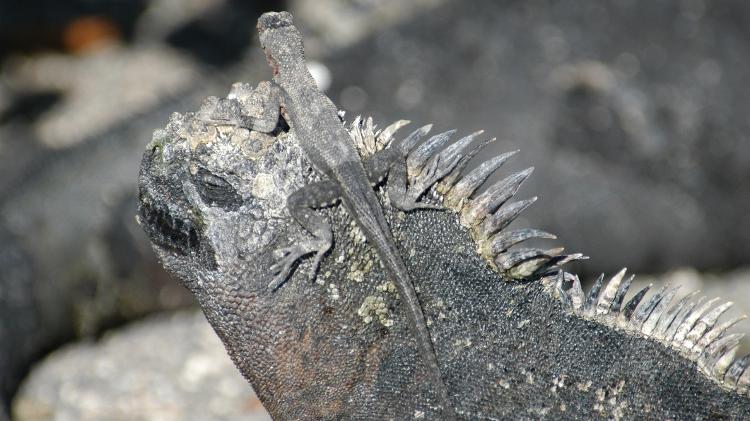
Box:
378, 240, 455, 417
337, 166, 455, 416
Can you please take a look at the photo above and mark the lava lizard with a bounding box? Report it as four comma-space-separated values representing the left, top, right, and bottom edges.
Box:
251, 11, 453, 417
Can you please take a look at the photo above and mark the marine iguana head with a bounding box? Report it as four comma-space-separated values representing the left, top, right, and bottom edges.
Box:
136, 82, 305, 294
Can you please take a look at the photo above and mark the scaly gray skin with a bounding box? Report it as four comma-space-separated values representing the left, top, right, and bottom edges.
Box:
250, 12, 451, 415
137, 14, 750, 420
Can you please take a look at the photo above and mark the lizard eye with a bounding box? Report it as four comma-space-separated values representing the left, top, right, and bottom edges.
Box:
192, 167, 243, 211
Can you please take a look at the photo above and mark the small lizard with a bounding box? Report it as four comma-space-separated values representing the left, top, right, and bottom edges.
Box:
252, 12, 454, 416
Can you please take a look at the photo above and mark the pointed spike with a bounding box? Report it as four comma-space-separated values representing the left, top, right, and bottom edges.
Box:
475, 167, 534, 214
425, 131, 484, 180
448, 150, 518, 209
694, 314, 748, 356
610, 274, 635, 315
724, 354, 750, 386
665, 295, 703, 342
619, 285, 651, 323
377, 119, 410, 147
476, 197, 537, 238
596, 268, 627, 316
714, 343, 742, 380
584, 274, 606, 315
507, 257, 554, 280
555, 271, 573, 309
701, 301, 735, 328
408, 132, 486, 200
674, 297, 720, 344
641, 285, 679, 335
440, 130, 484, 163
349, 116, 363, 142
631, 284, 670, 330
490, 167, 534, 211
699, 333, 744, 379
495, 248, 552, 272
699, 333, 730, 373
569, 275, 585, 310
705, 332, 743, 361
738, 355, 750, 393
654, 290, 699, 340
486, 228, 556, 256
407, 129, 456, 175
546, 247, 566, 256
684, 302, 734, 351
396, 124, 432, 156
538, 253, 588, 274
439, 136, 496, 192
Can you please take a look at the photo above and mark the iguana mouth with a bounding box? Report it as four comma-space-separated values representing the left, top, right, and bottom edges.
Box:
137, 191, 200, 257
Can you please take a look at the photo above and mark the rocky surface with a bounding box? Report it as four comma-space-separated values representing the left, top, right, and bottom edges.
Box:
12, 311, 271, 421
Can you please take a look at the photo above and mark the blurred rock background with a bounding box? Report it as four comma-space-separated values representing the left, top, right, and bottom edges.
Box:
0, 0, 747, 419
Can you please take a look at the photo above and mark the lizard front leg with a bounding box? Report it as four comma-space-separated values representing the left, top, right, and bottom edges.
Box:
248, 81, 285, 133
268, 180, 339, 290
197, 81, 286, 132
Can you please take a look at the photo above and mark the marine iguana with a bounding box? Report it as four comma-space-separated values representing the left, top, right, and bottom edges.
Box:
137, 12, 750, 420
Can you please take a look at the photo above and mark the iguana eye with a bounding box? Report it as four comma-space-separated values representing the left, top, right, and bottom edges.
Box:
192, 167, 243, 211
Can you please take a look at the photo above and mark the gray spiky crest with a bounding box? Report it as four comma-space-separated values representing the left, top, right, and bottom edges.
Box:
346, 117, 750, 398
548, 268, 749, 395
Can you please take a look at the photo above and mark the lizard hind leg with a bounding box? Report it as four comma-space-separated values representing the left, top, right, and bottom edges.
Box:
250, 81, 286, 134
268, 180, 339, 290
364, 125, 441, 211
363, 147, 433, 211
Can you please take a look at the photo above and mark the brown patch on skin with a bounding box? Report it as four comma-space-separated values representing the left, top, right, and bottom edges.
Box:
363, 336, 386, 385
264, 327, 369, 418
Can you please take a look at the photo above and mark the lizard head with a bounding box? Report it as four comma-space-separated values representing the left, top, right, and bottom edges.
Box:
136, 85, 310, 295
257, 11, 305, 76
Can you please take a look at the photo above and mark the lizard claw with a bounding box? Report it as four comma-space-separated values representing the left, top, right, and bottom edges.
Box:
268, 245, 308, 290
268, 235, 332, 290
307, 249, 327, 280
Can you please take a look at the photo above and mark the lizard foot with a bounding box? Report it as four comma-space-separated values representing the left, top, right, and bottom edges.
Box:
268, 236, 331, 290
